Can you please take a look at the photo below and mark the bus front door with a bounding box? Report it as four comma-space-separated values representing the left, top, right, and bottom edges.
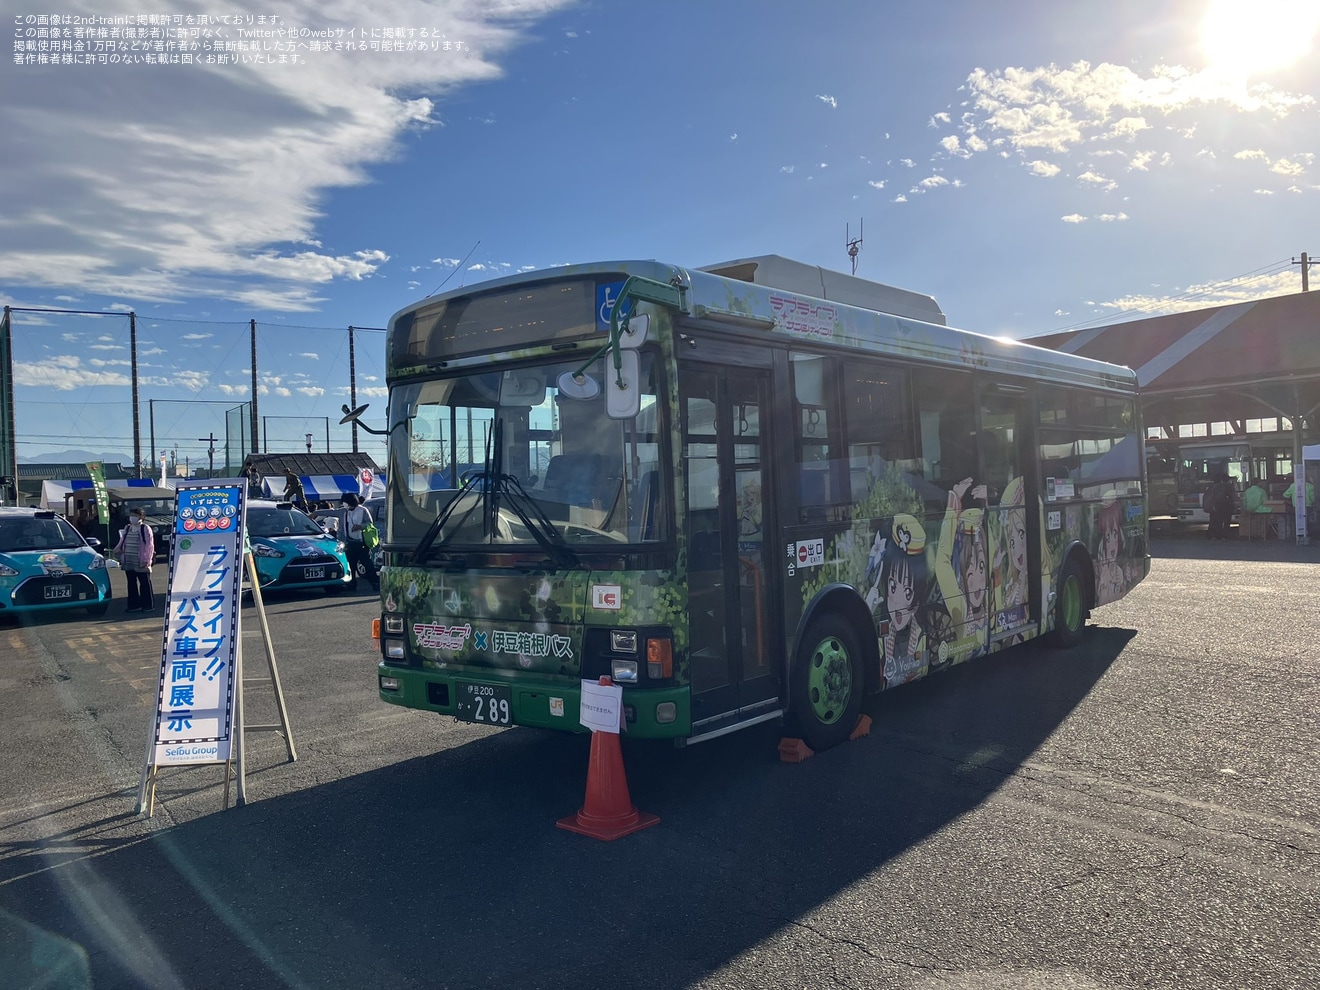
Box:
681, 365, 780, 734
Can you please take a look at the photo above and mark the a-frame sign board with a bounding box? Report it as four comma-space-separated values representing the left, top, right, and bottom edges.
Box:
135, 479, 297, 817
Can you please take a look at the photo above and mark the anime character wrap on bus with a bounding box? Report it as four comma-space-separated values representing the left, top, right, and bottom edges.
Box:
797, 462, 1145, 692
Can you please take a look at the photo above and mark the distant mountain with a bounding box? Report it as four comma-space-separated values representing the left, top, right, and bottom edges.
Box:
19, 450, 132, 466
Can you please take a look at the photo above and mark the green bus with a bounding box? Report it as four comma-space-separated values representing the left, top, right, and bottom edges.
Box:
367, 255, 1148, 751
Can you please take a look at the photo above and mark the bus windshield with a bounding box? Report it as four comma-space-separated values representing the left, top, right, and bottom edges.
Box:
386, 352, 668, 551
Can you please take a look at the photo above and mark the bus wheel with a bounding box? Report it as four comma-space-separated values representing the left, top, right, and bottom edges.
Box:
789, 616, 865, 752
1051, 556, 1089, 648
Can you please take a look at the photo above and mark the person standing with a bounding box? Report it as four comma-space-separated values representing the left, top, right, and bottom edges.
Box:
1283, 477, 1315, 531
1205, 473, 1236, 540
115, 506, 156, 612
340, 493, 377, 591
1241, 480, 1271, 540
282, 470, 307, 510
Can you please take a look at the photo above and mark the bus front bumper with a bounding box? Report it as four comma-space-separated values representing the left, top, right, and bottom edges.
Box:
377, 663, 692, 739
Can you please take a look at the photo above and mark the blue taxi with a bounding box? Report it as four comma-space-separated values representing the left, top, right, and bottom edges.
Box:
0, 507, 115, 617
246, 501, 351, 594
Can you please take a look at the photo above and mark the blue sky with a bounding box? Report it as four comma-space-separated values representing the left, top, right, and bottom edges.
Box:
4, 0, 1319, 466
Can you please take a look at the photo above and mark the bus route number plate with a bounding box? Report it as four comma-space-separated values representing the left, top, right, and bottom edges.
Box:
456, 682, 512, 725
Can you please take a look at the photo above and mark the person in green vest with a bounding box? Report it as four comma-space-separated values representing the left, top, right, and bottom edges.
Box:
1241, 481, 1271, 540
1283, 478, 1315, 529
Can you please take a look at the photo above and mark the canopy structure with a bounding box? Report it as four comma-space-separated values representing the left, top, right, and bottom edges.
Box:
1029, 290, 1320, 439
41, 477, 173, 511
261, 474, 386, 503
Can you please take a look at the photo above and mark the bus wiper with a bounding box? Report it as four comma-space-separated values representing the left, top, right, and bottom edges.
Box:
497, 474, 579, 568
415, 418, 500, 562
411, 475, 482, 561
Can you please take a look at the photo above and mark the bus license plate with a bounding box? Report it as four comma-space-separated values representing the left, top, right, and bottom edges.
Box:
45, 584, 72, 600
304, 566, 325, 580
455, 682, 512, 725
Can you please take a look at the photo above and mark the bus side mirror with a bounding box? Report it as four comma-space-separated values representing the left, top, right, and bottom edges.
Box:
606, 350, 641, 420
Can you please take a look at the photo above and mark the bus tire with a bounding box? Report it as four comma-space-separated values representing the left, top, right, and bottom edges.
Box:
1050, 556, 1089, 648
789, 615, 866, 752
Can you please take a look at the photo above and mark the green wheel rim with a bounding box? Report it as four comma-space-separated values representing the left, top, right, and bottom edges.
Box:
1061, 573, 1082, 633
807, 634, 852, 725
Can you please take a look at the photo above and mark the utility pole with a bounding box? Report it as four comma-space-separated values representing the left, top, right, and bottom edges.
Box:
1293, 252, 1314, 292
130, 311, 141, 477
198, 433, 218, 476
348, 326, 358, 454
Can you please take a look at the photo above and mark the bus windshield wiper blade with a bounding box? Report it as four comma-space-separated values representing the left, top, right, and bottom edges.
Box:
497, 474, 578, 568
411, 477, 482, 561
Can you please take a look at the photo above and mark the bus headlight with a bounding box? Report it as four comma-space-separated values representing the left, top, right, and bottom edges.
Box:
611, 659, 639, 683
610, 629, 638, 652
379, 675, 400, 691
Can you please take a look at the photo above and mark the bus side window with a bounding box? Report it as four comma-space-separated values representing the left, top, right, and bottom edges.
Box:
912, 367, 976, 495
791, 353, 838, 523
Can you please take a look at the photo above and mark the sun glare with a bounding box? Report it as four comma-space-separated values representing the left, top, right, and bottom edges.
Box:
1200, 0, 1320, 77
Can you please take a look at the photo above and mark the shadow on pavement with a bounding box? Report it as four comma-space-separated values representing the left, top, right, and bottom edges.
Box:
0, 629, 1135, 990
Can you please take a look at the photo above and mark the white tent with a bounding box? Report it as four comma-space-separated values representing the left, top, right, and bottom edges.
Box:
261, 474, 386, 502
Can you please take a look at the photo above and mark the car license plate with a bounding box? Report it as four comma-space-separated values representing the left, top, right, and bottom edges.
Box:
304, 565, 325, 580
455, 682, 512, 725
44, 584, 72, 600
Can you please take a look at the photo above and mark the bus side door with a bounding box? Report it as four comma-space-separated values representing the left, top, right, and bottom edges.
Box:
680, 362, 780, 730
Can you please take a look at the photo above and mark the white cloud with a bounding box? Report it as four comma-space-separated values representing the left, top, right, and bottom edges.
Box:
893, 194, 908, 203
1270, 157, 1310, 176
1027, 160, 1062, 177
1077, 170, 1117, 191
730, 133, 738, 141
940, 135, 968, 157
1096, 213, 1129, 221
296, 386, 326, 396
1128, 151, 1155, 171
780, 165, 796, 173
960, 59, 1313, 161
298, 352, 319, 360
1061, 214, 1088, 223
13, 354, 130, 390
432, 257, 462, 267
867, 179, 886, 189
929, 112, 951, 126
915, 175, 949, 191
0, 0, 575, 310
817, 95, 838, 108
1254, 188, 1276, 195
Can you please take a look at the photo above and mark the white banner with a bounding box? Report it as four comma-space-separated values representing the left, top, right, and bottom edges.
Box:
148, 481, 246, 766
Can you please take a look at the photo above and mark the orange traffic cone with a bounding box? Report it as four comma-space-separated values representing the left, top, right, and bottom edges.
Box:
556, 681, 659, 841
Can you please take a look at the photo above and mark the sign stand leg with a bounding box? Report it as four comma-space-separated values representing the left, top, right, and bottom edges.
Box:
243, 550, 297, 762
